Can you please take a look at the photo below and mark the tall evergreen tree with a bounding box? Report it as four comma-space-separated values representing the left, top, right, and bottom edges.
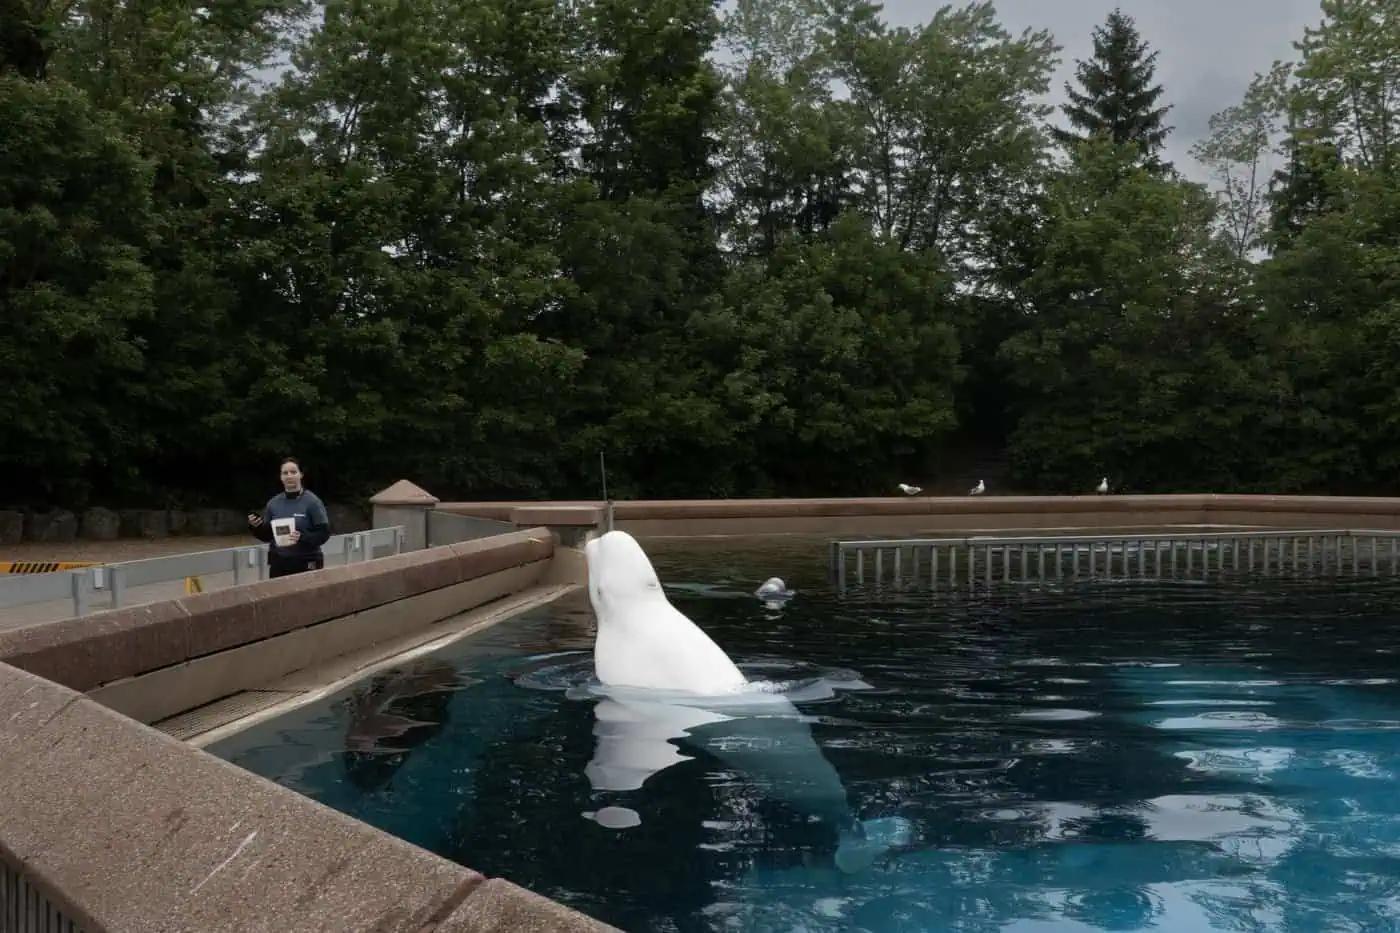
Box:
1053, 8, 1172, 170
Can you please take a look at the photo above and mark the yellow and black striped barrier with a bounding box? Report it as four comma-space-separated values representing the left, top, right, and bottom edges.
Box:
0, 560, 99, 574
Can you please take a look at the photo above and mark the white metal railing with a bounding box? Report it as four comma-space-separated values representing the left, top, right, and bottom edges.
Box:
0, 526, 405, 619
830, 528, 1400, 592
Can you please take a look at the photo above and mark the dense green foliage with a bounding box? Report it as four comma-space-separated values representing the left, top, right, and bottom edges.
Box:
4, 0, 1400, 506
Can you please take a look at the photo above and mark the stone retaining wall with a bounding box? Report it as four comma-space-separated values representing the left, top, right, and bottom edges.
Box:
0, 662, 613, 932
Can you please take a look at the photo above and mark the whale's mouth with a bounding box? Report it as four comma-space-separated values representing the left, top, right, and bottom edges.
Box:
512, 653, 874, 705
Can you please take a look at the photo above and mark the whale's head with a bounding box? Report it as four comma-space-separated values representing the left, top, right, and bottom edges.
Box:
585, 530, 666, 625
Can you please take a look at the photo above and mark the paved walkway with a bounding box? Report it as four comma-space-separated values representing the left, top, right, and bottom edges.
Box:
0, 537, 254, 632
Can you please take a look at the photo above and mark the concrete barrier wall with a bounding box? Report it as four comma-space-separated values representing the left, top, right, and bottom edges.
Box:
0, 662, 614, 932
0, 529, 555, 712
437, 494, 1400, 537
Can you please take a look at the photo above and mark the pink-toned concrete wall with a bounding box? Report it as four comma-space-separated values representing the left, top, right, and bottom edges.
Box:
0, 528, 554, 695
438, 494, 1400, 537
0, 662, 614, 932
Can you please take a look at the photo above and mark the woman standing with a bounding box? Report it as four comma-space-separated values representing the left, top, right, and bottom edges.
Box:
248, 457, 331, 577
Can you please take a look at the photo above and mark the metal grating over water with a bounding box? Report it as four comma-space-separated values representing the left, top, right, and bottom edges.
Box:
1, 859, 81, 933
154, 689, 302, 741
832, 528, 1400, 592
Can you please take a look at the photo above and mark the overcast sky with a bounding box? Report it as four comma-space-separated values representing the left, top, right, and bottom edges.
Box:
877, 0, 1323, 182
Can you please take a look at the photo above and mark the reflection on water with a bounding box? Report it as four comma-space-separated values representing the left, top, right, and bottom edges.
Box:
210, 537, 1400, 931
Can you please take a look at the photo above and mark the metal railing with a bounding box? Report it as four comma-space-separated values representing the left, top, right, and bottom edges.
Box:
1, 858, 81, 932
830, 529, 1400, 592
0, 526, 405, 619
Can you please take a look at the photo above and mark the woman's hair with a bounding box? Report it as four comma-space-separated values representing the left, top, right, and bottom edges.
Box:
280, 456, 302, 472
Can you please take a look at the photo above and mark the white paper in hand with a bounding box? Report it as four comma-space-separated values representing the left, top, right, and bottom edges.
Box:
271, 517, 296, 547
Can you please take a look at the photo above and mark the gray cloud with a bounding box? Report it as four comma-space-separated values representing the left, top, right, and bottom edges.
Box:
878, 0, 1322, 182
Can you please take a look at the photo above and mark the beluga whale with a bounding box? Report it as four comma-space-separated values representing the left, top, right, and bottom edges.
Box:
585, 529, 748, 694
581, 530, 912, 872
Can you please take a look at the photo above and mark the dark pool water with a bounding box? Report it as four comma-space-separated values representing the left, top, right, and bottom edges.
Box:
209, 538, 1400, 931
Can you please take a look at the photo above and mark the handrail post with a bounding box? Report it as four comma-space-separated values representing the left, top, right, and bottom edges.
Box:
69, 569, 90, 617
109, 566, 126, 608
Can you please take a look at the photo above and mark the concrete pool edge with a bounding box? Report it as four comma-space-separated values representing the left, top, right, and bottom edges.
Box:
184, 581, 578, 748
0, 527, 618, 931
0, 660, 616, 932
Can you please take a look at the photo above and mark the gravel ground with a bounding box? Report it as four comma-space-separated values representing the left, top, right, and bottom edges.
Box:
0, 535, 254, 563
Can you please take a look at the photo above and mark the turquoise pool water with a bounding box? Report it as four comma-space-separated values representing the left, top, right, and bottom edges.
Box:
209, 538, 1400, 931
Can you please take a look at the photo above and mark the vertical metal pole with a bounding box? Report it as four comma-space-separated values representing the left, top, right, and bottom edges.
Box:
1308, 537, 1316, 576
856, 549, 864, 585
893, 548, 902, 587
110, 567, 125, 609
838, 548, 847, 593
1003, 546, 1010, 583
1353, 534, 1360, 576
1372, 536, 1379, 577
1057, 544, 1064, 579
1154, 541, 1162, 578
70, 570, 89, 617
1039, 545, 1046, 581
931, 546, 938, 587
875, 549, 883, 587
599, 451, 614, 533
985, 545, 993, 587
1171, 541, 1179, 576
1138, 540, 1146, 577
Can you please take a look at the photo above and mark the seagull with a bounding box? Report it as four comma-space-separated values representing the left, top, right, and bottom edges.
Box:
969, 479, 985, 496
1096, 476, 1109, 495
897, 483, 922, 496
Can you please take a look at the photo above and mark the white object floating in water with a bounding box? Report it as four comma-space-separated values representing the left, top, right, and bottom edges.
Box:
754, 577, 795, 600
583, 806, 642, 830
969, 479, 985, 496
897, 483, 922, 496
1097, 476, 1109, 494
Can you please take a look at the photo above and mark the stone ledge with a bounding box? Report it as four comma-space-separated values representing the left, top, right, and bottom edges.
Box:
0, 529, 554, 693
0, 662, 617, 932
440, 494, 1400, 519
507, 505, 606, 527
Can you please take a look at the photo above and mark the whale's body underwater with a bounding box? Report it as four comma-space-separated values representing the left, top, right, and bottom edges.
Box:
582, 530, 909, 871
